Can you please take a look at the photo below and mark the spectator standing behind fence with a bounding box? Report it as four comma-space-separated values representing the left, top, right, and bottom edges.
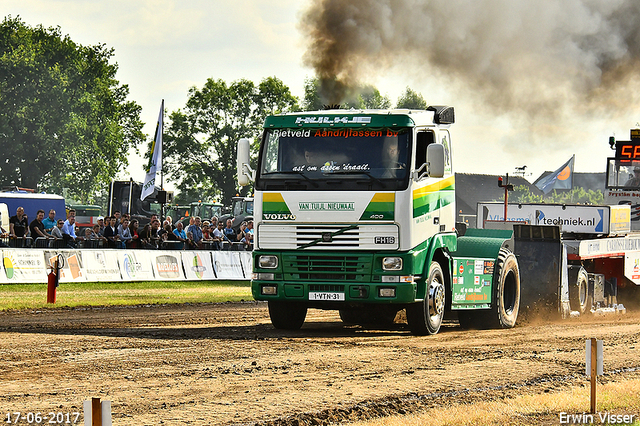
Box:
29, 209, 52, 246
49, 219, 64, 247
97, 217, 106, 236
242, 220, 254, 250
128, 219, 140, 249
9, 206, 29, 245
212, 222, 225, 250
187, 216, 203, 249
62, 212, 80, 248
140, 219, 161, 249
42, 209, 57, 233
223, 219, 235, 249
118, 218, 132, 248
202, 221, 213, 243
162, 224, 181, 248
90, 224, 104, 247
172, 222, 188, 249
103, 216, 119, 248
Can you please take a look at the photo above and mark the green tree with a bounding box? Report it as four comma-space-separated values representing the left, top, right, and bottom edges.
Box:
396, 87, 428, 109
0, 16, 144, 202
302, 76, 323, 111
344, 85, 391, 110
508, 185, 604, 204
163, 77, 299, 205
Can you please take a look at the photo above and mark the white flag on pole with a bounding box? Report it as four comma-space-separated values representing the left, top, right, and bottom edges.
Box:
141, 100, 163, 201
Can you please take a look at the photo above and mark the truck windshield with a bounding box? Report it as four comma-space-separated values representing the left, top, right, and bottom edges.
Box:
256, 128, 411, 191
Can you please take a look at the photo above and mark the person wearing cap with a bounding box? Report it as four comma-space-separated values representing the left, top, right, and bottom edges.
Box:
625, 166, 640, 187
97, 217, 106, 237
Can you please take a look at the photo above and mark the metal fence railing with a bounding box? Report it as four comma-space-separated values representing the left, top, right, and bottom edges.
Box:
0, 236, 253, 251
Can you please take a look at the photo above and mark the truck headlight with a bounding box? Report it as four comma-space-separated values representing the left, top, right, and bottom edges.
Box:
382, 257, 402, 271
378, 287, 396, 298
261, 285, 278, 295
258, 255, 278, 269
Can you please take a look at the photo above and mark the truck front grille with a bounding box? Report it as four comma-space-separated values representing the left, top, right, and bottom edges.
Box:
283, 254, 372, 281
257, 224, 399, 250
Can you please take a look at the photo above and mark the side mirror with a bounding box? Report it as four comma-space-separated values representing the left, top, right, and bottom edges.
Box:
237, 138, 254, 186
426, 144, 445, 178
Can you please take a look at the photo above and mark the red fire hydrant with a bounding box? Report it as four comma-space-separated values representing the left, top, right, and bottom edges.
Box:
47, 254, 64, 304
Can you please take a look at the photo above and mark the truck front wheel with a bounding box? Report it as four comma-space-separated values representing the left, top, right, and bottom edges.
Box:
268, 301, 307, 330
407, 261, 446, 335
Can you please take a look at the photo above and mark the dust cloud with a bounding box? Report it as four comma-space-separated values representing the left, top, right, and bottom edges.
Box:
300, 0, 640, 119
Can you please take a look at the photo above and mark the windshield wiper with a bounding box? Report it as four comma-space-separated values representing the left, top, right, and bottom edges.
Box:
262, 171, 318, 187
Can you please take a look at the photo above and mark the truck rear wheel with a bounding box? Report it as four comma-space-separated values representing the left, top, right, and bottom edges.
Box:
407, 261, 446, 335
485, 248, 520, 329
568, 266, 590, 315
268, 301, 307, 330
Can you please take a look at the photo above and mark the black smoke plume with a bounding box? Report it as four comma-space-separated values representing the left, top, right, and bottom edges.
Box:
300, 0, 640, 117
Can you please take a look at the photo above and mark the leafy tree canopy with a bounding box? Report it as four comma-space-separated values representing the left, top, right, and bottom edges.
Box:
0, 16, 144, 203
396, 87, 428, 109
163, 77, 299, 205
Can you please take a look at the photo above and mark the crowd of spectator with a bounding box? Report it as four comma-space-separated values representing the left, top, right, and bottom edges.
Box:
0, 206, 253, 251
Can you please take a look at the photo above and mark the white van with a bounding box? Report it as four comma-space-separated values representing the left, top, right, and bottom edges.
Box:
0, 202, 9, 231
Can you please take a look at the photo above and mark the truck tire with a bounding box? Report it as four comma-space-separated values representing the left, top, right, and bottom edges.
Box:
268, 301, 307, 330
407, 261, 446, 335
485, 248, 520, 329
568, 266, 590, 315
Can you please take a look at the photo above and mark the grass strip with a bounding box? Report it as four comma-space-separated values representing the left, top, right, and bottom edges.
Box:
348, 376, 640, 426
0, 280, 252, 311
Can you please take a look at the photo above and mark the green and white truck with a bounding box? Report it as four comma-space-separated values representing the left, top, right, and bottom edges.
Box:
237, 106, 522, 335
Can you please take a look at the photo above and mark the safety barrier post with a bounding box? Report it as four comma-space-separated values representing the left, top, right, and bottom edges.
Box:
586, 338, 603, 414
83, 398, 111, 426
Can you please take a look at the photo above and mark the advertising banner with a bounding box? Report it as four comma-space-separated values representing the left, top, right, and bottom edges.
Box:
82, 250, 122, 282
44, 250, 86, 282
181, 251, 216, 280
152, 251, 185, 280
212, 251, 245, 280
240, 252, 252, 279
0, 248, 252, 283
2, 249, 47, 283
116, 250, 155, 281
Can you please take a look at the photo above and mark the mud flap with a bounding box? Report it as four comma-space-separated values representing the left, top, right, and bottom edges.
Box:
512, 225, 563, 316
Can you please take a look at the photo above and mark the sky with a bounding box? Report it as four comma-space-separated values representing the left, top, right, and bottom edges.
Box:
4, 0, 640, 192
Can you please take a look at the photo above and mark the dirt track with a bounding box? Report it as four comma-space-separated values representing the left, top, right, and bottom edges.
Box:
1, 302, 639, 425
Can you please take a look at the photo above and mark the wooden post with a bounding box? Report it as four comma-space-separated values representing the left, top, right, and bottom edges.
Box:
590, 337, 597, 414
92, 398, 102, 426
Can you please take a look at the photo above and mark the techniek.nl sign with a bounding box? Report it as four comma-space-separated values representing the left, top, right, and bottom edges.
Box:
479, 203, 609, 234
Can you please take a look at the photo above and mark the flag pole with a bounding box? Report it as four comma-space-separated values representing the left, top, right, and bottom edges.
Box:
160, 100, 165, 222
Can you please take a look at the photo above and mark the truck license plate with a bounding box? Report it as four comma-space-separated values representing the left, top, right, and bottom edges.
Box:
308, 292, 345, 301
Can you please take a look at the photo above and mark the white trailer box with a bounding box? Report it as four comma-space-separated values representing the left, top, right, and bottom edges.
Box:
476, 203, 631, 236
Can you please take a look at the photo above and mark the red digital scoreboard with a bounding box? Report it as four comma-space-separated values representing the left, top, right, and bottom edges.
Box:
615, 129, 640, 163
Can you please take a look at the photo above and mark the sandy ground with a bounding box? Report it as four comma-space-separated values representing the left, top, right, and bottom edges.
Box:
0, 302, 639, 425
